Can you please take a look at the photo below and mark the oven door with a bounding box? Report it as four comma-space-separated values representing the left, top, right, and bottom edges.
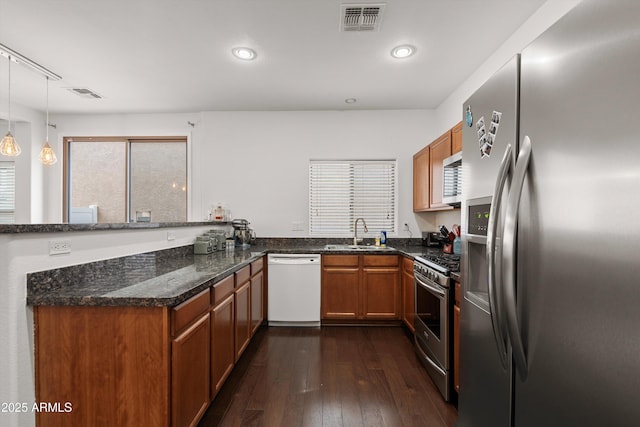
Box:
414, 270, 449, 369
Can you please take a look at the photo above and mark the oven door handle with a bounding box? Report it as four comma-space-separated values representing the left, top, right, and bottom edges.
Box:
487, 143, 513, 369
415, 274, 446, 298
503, 135, 532, 381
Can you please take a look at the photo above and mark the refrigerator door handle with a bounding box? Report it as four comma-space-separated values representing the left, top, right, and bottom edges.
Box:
486, 143, 513, 369
503, 135, 532, 381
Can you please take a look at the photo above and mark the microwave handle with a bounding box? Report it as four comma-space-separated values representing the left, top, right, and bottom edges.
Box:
486, 143, 513, 369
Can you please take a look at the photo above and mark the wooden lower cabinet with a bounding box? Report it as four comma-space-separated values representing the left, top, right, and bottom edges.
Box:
250, 263, 264, 336
34, 256, 268, 427
234, 280, 251, 361
401, 256, 415, 332
362, 268, 399, 319
211, 293, 235, 399
34, 306, 171, 427
172, 313, 210, 427
321, 265, 360, 319
321, 254, 400, 320
454, 280, 461, 393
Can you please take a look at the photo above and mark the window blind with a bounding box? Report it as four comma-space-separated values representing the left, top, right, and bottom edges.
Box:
309, 160, 396, 236
0, 162, 16, 223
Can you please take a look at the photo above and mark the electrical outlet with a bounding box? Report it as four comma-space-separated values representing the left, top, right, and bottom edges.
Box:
49, 240, 71, 255
292, 221, 304, 231
403, 223, 410, 231
167, 231, 176, 241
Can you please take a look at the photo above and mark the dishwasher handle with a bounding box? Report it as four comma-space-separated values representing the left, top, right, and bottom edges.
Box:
267, 254, 320, 265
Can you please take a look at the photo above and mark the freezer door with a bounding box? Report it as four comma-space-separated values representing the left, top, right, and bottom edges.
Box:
457, 55, 519, 427
516, 1, 640, 425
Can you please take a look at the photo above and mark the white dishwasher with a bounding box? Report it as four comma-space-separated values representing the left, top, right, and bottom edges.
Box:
267, 254, 321, 327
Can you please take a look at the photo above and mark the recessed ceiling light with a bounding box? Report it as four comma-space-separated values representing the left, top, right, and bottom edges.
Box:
232, 47, 256, 61
391, 45, 416, 59
345, 98, 357, 104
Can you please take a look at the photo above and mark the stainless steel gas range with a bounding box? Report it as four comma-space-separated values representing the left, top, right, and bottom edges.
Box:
413, 253, 459, 402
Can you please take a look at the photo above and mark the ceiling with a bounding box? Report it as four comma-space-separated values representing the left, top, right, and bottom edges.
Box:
0, 0, 546, 115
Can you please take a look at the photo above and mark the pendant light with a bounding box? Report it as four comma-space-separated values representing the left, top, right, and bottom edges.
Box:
0, 57, 21, 157
38, 76, 57, 165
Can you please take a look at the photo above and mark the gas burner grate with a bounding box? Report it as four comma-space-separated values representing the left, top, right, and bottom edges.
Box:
415, 254, 460, 274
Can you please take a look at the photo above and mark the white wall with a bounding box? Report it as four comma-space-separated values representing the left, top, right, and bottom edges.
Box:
50, 110, 437, 237
196, 110, 438, 237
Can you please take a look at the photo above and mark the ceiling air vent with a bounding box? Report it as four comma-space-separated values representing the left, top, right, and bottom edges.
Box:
340, 4, 385, 32
67, 87, 103, 99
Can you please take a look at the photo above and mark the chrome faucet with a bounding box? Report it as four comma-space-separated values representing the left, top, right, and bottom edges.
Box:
353, 218, 368, 245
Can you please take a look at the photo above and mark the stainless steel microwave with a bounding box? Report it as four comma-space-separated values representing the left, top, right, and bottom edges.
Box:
442, 151, 462, 206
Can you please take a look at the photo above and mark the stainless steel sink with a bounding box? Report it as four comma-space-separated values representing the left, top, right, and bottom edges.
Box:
324, 244, 393, 251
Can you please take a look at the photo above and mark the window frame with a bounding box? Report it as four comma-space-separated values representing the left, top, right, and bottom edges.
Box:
309, 159, 398, 237
0, 161, 16, 224
62, 136, 188, 223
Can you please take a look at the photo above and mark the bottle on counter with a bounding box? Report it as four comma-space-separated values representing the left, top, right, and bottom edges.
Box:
214, 203, 224, 221
453, 236, 461, 255
380, 231, 387, 247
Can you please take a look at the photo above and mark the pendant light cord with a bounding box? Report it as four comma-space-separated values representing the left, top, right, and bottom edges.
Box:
45, 76, 49, 141
7, 57, 11, 133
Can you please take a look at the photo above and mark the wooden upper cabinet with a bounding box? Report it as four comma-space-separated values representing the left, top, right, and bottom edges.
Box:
429, 129, 452, 210
413, 145, 430, 212
414, 122, 461, 212
451, 121, 463, 154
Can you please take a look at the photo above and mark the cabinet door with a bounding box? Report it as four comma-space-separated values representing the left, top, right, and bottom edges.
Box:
451, 121, 463, 154
413, 146, 430, 211
172, 313, 210, 427
362, 267, 400, 319
402, 269, 415, 332
454, 304, 461, 393
250, 270, 264, 335
454, 281, 461, 393
429, 130, 452, 209
211, 294, 235, 399
234, 281, 251, 361
321, 267, 360, 319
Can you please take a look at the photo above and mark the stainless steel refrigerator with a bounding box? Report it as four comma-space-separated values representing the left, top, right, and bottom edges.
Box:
457, 1, 640, 426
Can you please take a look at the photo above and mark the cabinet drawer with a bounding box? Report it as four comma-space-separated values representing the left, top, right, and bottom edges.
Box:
213, 275, 235, 306
251, 257, 264, 275
172, 288, 210, 336
363, 255, 399, 267
323, 254, 360, 267
402, 256, 414, 273
235, 265, 251, 286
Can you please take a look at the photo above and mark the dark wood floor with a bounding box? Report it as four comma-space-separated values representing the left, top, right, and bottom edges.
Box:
198, 326, 457, 427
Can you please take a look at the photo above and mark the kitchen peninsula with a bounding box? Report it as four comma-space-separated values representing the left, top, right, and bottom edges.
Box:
0, 222, 218, 427
5, 222, 431, 426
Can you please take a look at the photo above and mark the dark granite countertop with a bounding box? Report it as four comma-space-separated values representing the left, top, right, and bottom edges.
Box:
27, 238, 444, 308
1, 221, 227, 234
27, 247, 266, 307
